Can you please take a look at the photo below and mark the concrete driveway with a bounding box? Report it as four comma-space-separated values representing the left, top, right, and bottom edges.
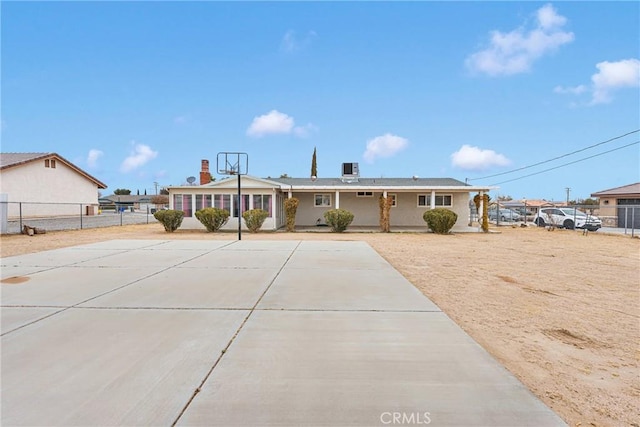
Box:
1, 240, 566, 426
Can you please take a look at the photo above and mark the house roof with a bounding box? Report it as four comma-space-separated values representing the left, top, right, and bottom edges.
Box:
268, 176, 493, 192
502, 199, 566, 208
591, 182, 640, 197
100, 195, 154, 203
169, 175, 494, 192
269, 177, 470, 187
0, 152, 108, 189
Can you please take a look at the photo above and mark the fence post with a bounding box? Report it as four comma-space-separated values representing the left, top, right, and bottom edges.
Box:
120, 208, 123, 226
147, 205, 149, 224
0, 194, 7, 234
19, 202, 23, 232
80, 204, 83, 229
632, 206, 635, 238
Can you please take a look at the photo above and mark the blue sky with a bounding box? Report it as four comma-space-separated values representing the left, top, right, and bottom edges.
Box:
2, 1, 639, 201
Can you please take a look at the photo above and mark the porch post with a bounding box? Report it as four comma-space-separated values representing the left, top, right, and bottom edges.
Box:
430, 190, 436, 209
479, 190, 485, 226
335, 191, 340, 209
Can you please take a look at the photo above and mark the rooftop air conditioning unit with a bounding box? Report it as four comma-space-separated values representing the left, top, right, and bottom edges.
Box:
342, 162, 359, 177
341, 162, 359, 183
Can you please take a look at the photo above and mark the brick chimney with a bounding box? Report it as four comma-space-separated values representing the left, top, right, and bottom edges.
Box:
200, 159, 212, 185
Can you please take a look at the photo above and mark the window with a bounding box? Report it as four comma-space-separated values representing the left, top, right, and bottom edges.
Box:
233, 194, 250, 218
195, 194, 212, 210
356, 191, 373, 197
253, 194, 272, 217
45, 159, 50, 168
418, 194, 452, 207
389, 194, 397, 207
173, 194, 193, 217
435, 195, 452, 207
315, 194, 331, 207
51, 159, 56, 168
214, 194, 231, 212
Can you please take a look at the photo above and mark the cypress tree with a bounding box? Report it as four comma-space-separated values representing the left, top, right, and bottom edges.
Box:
311, 147, 317, 177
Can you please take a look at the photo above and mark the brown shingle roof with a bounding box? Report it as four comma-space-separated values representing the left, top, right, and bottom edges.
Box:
591, 182, 640, 197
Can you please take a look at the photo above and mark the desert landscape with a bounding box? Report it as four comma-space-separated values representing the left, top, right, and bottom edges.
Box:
1, 224, 638, 426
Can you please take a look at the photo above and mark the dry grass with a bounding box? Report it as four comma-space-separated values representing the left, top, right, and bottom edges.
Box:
1, 224, 638, 426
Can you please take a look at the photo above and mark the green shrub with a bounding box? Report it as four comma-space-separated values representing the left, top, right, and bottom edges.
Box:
153, 209, 184, 232
324, 208, 354, 233
242, 209, 269, 233
195, 207, 230, 232
284, 197, 299, 232
423, 208, 458, 234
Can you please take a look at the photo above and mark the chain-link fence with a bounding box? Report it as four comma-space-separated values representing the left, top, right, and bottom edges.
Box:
0, 201, 157, 235
472, 202, 639, 236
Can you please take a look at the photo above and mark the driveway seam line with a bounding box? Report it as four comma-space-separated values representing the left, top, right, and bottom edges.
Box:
0, 241, 238, 336
170, 240, 302, 427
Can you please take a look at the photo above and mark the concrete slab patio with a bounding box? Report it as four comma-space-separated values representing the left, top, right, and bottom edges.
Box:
1, 239, 566, 426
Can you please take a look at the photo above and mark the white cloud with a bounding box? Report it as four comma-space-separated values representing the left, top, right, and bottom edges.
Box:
120, 142, 158, 173
280, 30, 317, 53
86, 149, 104, 168
246, 110, 293, 137
246, 110, 316, 138
466, 4, 574, 76
293, 123, 318, 138
553, 85, 587, 95
451, 145, 511, 171
591, 59, 640, 104
363, 133, 409, 163
554, 58, 640, 105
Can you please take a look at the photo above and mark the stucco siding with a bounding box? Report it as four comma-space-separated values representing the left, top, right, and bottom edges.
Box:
1, 160, 100, 217
167, 176, 479, 231
289, 191, 471, 229
289, 192, 332, 226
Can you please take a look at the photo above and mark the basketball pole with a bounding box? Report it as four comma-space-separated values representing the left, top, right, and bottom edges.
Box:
217, 152, 248, 242
237, 172, 242, 241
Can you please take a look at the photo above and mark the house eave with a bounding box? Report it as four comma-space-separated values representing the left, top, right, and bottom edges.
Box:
167, 184, 495, 192
284, 185, 496, 192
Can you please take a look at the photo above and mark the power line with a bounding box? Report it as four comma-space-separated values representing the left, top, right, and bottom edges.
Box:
469, 129, 639, 182
490, 140, 639, 186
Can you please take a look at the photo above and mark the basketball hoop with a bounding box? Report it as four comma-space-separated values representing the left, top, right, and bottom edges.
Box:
217, 152, 248, 176
216, 152, 249, 240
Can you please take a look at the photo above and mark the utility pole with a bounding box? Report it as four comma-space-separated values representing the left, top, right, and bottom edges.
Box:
154, 182, 159, 195
565, 187, 571, 206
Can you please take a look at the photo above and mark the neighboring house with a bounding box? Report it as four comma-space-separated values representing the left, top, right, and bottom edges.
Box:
501, 199, 567, 215
99, 195, 156, 213
0, 152, 107, 218
167, 160, 493, 232
591, 182, 640, 228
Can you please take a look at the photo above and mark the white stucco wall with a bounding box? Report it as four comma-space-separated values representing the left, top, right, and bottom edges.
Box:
0, 159, 101, 217
167, 178, 476, 232
289, 190, 471, 230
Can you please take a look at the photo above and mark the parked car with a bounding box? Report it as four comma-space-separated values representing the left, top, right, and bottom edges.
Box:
488, 207, 522, 222
534, 207, 602, 231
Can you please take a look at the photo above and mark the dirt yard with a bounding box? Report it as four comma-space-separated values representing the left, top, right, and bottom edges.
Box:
1, 224, 638, 426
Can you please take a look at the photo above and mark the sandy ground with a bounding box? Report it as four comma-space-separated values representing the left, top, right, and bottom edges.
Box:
1, 224, 638, 427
